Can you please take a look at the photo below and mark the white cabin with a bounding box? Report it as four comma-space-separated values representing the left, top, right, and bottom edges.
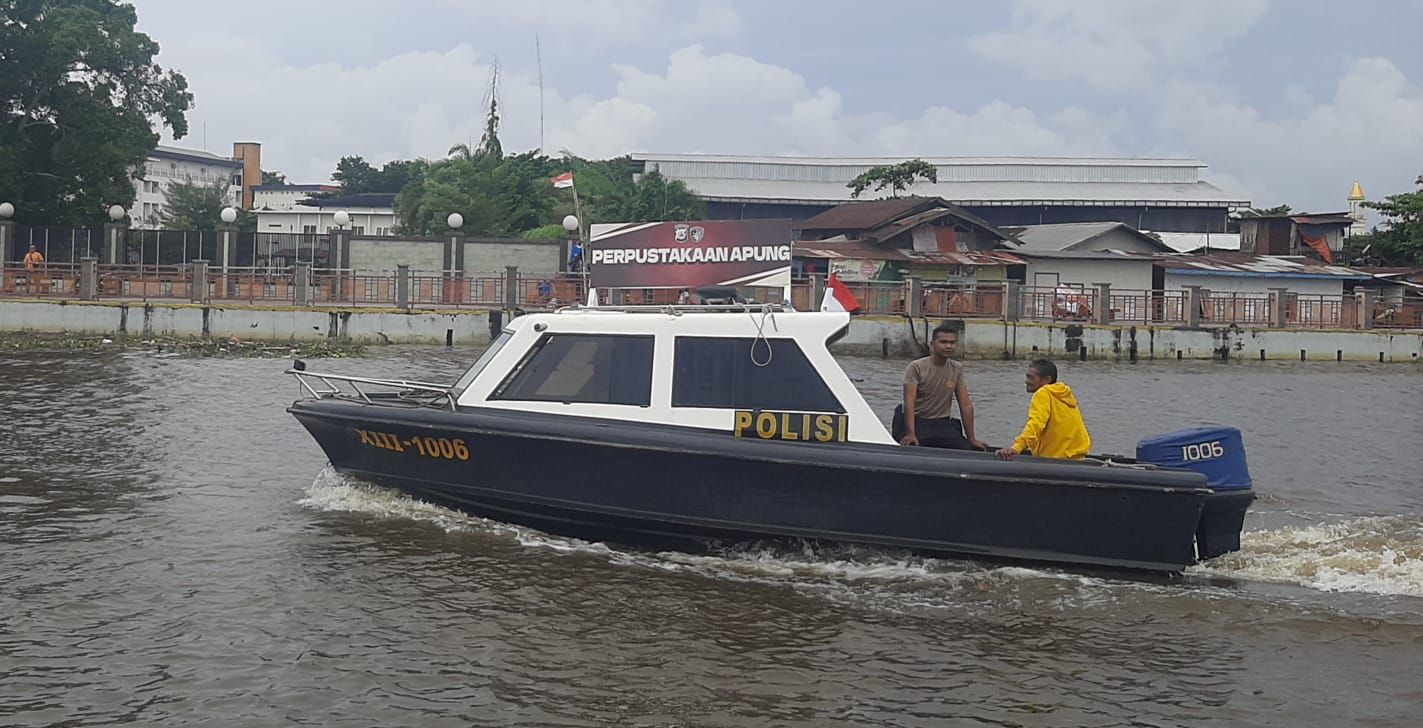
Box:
452, 307, 896, 445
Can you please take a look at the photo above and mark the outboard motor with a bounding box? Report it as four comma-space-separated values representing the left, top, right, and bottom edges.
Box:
1136, 426, 1252, 491
1136, 426, 1254, 561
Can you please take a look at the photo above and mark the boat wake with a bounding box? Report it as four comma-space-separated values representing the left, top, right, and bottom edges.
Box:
1195, 515, 1423, 598
298, 468, 1111, 591
298, 468, 1423, 601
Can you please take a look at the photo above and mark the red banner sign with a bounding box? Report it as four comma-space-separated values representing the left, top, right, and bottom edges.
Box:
588, 219, 792, 289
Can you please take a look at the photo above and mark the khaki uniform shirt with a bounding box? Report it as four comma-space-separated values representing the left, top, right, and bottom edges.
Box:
904, 356, 965, 420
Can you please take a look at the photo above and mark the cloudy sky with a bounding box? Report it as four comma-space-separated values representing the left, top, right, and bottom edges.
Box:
129, 0, 1422, 216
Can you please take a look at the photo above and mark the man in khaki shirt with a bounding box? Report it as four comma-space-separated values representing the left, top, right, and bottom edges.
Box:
892, 323, 988, 450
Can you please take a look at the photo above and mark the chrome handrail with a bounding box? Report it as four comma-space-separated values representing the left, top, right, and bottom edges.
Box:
554, 303, 795, 314
286, 369, 457, 410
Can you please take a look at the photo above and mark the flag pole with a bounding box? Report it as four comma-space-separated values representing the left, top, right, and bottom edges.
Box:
567, 174, 591, 304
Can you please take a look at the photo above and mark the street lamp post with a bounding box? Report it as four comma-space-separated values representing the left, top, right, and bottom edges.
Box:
215, 206, 239, 301
444, 212, 466, 305
103, 204, 127, 265
323, 210, 352, 304
0, 202, 15, 283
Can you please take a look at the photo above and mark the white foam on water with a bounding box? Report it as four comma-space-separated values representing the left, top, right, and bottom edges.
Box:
1196, 515, 1423, 597
294, 468, 1243, 609
298, 467, 500, 535
296, 468, 1074, 592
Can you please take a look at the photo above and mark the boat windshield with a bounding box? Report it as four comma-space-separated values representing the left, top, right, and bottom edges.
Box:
452, 331, 513, 393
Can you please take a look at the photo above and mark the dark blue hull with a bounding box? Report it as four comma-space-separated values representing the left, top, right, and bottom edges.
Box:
289, 399, 1252, 572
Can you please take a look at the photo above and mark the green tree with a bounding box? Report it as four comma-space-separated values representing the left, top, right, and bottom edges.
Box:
393, 151, 705, 237
329, 155, 423, 194
1238, 204, 1293, 218
158, 178, 238, 230
0, 0, 192, 226
260, 170, 287, 185
620, 170, 703, 221
330, 155, 378, 192
1347, 175, 1423, 266
846, 159, 938, 198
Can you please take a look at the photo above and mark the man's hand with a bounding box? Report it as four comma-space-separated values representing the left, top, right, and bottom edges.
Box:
970, 438, 989, 451
995, 447, 1016, 460
900, 434, 919, 446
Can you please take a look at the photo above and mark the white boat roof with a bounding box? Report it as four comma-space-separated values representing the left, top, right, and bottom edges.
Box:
453, 306, 895, 444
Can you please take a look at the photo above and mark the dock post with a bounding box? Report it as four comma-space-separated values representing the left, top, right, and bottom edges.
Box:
1269, 287, 1289, 328
396, 265, 410, 310
1093, 282, 1111, 325
1185, 286, 1202, 327
1359, 289, 1377, 330
79, 258, 98, 300
906, 277, 922, 317
1003, 281, 1021, 322
190, 260, 208, 303
294, 262, 312, 305
504, 265, 519, 314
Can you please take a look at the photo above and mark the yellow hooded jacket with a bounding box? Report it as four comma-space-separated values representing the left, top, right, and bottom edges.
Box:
1010, 382, 1091, 459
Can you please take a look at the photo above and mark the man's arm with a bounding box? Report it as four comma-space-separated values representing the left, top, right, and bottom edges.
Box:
955, 379, 988, 450
998, 390, 1049, 460
900, 382, 919, 446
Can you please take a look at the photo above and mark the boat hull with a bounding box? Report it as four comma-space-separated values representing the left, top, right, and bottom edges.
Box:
290, 400, 1250, 572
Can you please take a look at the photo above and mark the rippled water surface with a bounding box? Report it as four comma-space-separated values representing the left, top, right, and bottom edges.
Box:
2, 346, 1421, 727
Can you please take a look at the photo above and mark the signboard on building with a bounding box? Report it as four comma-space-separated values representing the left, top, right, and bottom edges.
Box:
828, 258, 888, 282
588, 219, 792, 289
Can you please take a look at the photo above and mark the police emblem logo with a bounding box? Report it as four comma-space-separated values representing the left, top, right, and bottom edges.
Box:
674, 224, 690, 243
690, 226, 705, 243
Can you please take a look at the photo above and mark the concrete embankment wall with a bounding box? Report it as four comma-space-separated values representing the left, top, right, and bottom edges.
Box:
838, 317, 1423, 363
2, 300, 1421, 363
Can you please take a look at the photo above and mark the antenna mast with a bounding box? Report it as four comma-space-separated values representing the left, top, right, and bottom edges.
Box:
477, 57, 502, 159
536, 35, 546, 153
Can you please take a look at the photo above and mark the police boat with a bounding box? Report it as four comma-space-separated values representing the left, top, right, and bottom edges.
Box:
286, 303, 1254, 573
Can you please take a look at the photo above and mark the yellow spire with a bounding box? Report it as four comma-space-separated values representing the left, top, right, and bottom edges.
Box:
1348, 180, 1365, 201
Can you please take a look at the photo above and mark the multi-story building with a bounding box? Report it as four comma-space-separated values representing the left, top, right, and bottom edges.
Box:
128, 145, 244, 229
251, 184, 341, 212
253, 192, 399, 236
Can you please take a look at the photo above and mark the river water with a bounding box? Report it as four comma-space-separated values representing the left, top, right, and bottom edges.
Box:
2, 345, 1421, 727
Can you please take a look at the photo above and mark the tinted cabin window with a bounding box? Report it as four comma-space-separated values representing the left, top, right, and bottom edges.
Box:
494, 334, 654, 406
673, 337, 843, 412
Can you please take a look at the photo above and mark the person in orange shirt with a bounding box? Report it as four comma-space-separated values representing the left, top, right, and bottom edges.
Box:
23, 244, 44, 271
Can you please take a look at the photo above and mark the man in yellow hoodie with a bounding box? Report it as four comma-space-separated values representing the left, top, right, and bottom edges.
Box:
996, 359, 1091, 460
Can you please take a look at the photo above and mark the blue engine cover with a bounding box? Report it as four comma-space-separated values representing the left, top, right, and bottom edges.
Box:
1136, 426, 1252, 490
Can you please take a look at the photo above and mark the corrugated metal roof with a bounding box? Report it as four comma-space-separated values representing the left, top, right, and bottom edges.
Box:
1148, 231, 1241, 252
798, 197, 933, 231
794, 241, 1024, 266
1011, 249, 1164, 261
669, 177, 1248, 207
633, 153, 1208, 169
1004, 222, 1128, 251
798, 198, 1025, 247
1290, 214, 1355, 225
1156, 254, 1372, 279
150, 145, 243, 168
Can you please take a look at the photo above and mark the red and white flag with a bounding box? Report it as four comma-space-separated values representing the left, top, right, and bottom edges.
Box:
820, 272, 861, 313
551, 172, 574, 189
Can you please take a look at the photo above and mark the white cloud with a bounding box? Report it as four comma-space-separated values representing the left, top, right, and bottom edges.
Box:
145, 1, 1418, 217
546, 46, 1121, 159
969, 0, 1270, 91
429, 0, 743, 46
1154, 58, 1423, 210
